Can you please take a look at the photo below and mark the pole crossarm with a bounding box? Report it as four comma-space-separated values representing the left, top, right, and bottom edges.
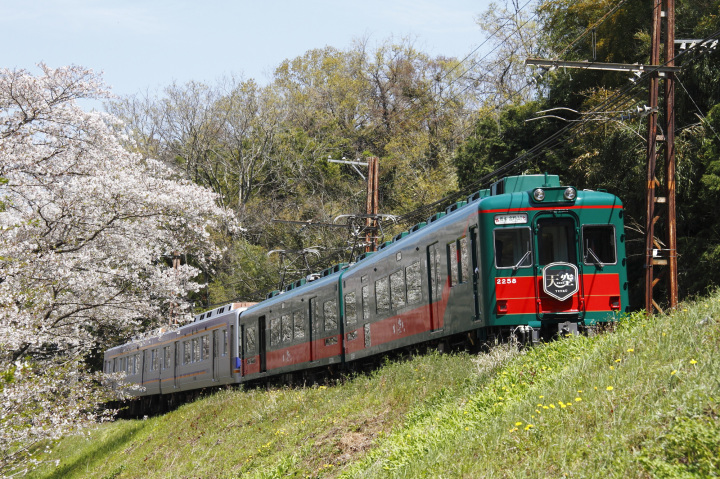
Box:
327, 159, 369, 167
525, 58, 680, 74
271, 219, 348, 228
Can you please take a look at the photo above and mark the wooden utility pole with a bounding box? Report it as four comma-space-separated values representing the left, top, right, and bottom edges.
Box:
365, 156, 380, 252
644, 0, 678, 314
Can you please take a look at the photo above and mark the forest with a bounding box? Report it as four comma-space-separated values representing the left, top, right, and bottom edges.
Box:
2, 0, 720, 474
108, 0, 720, 309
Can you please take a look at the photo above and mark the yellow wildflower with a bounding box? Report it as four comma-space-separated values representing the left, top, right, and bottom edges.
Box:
606, 386, 614, 391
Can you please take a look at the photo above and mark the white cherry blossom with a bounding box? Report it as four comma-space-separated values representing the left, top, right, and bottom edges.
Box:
0, 64, 235, 475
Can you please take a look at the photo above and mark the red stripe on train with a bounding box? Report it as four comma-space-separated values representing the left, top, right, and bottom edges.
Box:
495, 273, 621, 315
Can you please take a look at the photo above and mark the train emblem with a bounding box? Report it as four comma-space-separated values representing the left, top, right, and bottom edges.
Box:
542, 262, 579, 301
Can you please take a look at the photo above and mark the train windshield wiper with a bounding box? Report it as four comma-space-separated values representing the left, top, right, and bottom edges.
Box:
586, 247, 604, 269
513, 250, 531, 271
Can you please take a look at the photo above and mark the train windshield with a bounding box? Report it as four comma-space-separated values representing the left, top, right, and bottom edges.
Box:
494, 227, 532, 269
536, 217, 577, 265
582, 225, 616, 265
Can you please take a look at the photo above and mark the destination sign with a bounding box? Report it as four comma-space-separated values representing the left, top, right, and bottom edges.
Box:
494, 214, 528, 225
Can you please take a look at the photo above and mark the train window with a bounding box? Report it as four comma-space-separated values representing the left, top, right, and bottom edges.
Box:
183, 340, 191, 364
344, 292, 357, 325
364, 323, 371, 347
375, 277, 390, 313
135, 354, 140, 374
281, 314, 292, 343
494, 228, 532, 269
150, 349, 157, 371
459, 236, 470, 283
582, 225, 616, 265
390, 270, 406, 309
270, 317, 281, 346
447, 242, 459, 286
537, 218, 577, 265
192, 338, 200, 363
246, 326, 257, 355
406, 261, 422, 304
202, 335, 210, 360
293, 311, 306, 339
324, 299, 338, 331
164, 346, 172, 369
361, 285, 370, 321
222, 329, 228, 356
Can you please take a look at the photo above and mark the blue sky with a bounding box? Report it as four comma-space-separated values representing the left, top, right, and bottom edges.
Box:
2, 0, 492, 100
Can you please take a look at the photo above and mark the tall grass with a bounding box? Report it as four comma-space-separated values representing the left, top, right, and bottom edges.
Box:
27, 291, 720, 478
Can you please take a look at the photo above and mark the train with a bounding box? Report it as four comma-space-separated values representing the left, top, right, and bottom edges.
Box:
104, 173, 629, 407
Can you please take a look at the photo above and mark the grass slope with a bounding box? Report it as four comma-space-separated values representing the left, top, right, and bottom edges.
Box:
28, 291, 720, 479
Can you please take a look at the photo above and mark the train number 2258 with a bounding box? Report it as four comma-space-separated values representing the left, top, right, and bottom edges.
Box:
496, 278, 518, 285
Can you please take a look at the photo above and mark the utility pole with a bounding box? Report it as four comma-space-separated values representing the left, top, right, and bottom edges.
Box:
644, 0, 677, 314
365, 156, 380, 252
327, 156, 381, 252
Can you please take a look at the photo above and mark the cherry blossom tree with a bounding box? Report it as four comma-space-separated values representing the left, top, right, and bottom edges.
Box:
0, 64, 234, 474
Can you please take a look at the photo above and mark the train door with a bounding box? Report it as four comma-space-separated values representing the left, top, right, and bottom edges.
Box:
533, 214, 585, 316
173, 341, 179, 389
212, 329, 220, 381
228, 324, 234, 377
258, 316, 267, 373
309, 297, 317, 361
469, 225, 482, 322
427, 243, 443, 331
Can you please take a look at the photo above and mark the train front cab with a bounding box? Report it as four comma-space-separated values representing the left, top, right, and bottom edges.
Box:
482, 175, 630, 340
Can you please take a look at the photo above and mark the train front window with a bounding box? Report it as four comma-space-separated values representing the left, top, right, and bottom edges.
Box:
582, 225, 616, 265
537, 218, 577, 265
494, 227, 532, 269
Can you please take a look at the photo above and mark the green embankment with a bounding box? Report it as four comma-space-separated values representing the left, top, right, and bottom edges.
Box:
30, 292, 720, 478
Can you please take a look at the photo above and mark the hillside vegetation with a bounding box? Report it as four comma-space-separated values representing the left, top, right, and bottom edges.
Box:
26, 290, 720, 478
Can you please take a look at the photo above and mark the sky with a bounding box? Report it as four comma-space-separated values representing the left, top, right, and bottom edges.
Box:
1, 0, 493, 102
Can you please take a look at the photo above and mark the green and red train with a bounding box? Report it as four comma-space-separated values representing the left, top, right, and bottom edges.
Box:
105, 174, 629, 402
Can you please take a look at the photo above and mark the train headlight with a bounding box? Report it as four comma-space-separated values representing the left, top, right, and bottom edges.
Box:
564, 187, 577, 201
533, 188, 545, 201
